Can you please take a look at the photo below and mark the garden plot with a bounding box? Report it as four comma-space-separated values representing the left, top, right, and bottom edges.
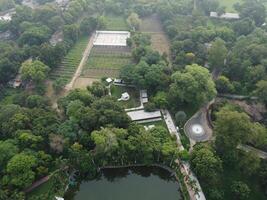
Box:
50, 37, 89, 85
140, 15, 171, 57
105, 15, 129, 31
82, 46, 132, 78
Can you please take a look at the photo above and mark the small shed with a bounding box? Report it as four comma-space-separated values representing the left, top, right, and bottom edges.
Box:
106, 77, 113, 84
121, 92, 130, 101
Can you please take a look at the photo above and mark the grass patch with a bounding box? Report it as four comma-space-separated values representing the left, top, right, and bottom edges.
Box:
141, 120, 167, 129
219, 0, 241, 12
105, 15, 129, 31
50, 36, 89, 85
110, 85, 140, 109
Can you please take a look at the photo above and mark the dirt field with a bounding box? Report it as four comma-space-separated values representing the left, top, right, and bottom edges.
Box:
82, 68, 119, 78
73, 77, 99, 89
140, 15, 171, 57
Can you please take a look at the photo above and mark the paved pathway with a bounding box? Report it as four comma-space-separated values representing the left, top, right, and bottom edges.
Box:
65, 33, 95, 91
237, 144, 267, 160
162, 109, 206, 200
162, 109, 184, 151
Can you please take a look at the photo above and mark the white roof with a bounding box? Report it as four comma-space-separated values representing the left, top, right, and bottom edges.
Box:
210, 12, 218, 18
55, 197, 64, 200
93, 31, 130, 46
142, 98, 148, 103
210, 12, 240, 19
221, 13, 240, 19
106, 78, 113, 83
127, 110, 161, 121
122, 92, 130, 98
0, 14, 12, 21
140, 90, 148, 98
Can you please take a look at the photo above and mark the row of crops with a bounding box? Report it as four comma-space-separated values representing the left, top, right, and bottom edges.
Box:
50, 37, 89, 84
81, 46, 132, 78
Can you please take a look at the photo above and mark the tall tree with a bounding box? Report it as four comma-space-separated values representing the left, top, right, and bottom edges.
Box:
169, 64, 217, 107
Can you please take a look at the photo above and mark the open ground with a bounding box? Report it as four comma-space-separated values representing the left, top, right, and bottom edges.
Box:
140, 15, 171, 58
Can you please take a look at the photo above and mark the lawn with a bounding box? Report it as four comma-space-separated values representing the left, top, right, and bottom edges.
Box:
50, 36, 89, 85
142, 120, 167, 129
219, 0, 241, 12
110, 85, 140, 109
140, 15, 171, 57
105, 15, 129, 31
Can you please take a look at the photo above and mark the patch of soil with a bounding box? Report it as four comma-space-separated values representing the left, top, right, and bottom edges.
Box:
73, 77, 99, 89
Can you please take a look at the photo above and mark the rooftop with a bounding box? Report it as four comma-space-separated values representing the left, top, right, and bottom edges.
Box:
93, 31, 130, 47
127, 110, 161, 121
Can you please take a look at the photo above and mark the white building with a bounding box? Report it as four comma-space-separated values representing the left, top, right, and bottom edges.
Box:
0, 13, 12, 22
210, 12, 240, 20
127, 110, 162, 122
119, 92, 130, 101
93, 31, 131, 47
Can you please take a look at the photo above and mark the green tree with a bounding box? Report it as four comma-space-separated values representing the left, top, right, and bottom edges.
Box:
0, 140, 18, 170
238, 152, 260, 176
87, 81, 108, 97
231, 181, 251, 200
6, 153, 37, 188
21, 60, 50, 84
153, 91, 168, 108
190, 144, 222, 186
127, 12, 141, 30
208, 38, 228, 70
214, 106, 253, 161
169, 64, 217, 107
175, 111, 187, 126
216, 76, 234, 93
254, 80, 267, 103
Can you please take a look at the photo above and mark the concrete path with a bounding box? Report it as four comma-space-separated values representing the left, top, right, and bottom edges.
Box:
162, 109, 206, 200
162, 109, 184, 151
237, 144, 267, 160
65, 33, 95, 91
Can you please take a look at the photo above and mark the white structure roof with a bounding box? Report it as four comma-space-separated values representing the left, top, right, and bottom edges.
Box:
93, 31, 130, 46
127, 110, 161, 121
121, 92, 130, 100
0, 13, 12, 21
210, 12, 218, 18
221, 13, 240, 19
140, 90, 148, 98
210, 12, 240, 19
106, 78, 113, 83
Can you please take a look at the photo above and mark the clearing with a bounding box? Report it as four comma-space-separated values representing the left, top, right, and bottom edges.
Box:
104, 14, 129, 31
140, 15, 171, 58
219, 0, 241, 12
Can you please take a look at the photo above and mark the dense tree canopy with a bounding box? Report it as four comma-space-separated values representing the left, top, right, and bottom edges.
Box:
169, 64, 217, 107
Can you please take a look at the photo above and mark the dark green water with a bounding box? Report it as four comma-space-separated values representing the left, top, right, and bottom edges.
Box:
65, 167, 182, 200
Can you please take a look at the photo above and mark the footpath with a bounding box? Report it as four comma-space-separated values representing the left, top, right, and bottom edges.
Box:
162, 109, 206, 200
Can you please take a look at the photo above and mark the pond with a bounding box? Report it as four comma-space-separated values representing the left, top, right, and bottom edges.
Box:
65, 166, 183, 200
